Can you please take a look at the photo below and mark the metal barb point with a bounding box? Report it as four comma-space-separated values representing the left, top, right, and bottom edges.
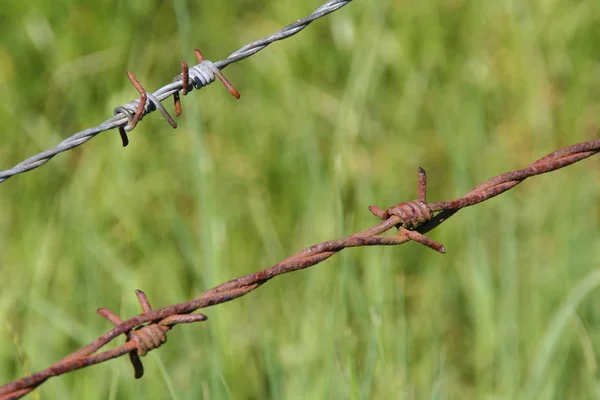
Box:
173, 61, 189, 117
418, 167, 427, 202
181, 61, 190, 96
194, 49, 241, 99
135, 290, 153, 314
125, 72, 148, 131
118, 126, 129, 147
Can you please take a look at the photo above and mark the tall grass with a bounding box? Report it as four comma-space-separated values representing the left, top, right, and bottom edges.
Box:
1, 0, 599, 398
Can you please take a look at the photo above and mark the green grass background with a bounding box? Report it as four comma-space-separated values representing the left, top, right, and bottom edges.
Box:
1, 0, 600, 398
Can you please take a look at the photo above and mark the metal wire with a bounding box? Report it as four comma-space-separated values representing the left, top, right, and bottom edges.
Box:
1, 138, 599, 400
0, 0, 353, 184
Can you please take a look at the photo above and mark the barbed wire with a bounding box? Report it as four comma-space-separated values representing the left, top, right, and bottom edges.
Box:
1, 138, 598, 400
0, 0, 353, 184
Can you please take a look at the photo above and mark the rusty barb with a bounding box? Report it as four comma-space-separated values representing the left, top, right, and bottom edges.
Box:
369, 167, 446, 254
0, 0, 355, 183
1, 138, 599, 400
115, 49, 240, 147
97, 290, 207, 379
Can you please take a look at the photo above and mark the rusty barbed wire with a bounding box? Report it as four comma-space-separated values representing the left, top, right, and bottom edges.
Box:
0, 0, 353, 183
1, 138, 598, 400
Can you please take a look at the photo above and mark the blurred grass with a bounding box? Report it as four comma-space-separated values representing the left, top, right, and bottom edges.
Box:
0, 0, 599, 398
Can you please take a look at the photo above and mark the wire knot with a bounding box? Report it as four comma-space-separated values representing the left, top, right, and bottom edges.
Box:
369, 168, 446, 254
114, 71, 179, 147
187, 60, 218, 90
129, 324, 168, 357
373, 200, 433, 230
171, 49, 240, 119
97, 290, 207, 379
114, 89, 172, 133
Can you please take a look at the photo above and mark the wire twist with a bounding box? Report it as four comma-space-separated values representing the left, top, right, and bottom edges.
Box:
372, 201, 433, 229
1, 139, 599, 399
0, 0, 353, 181
129, 325, 168, 357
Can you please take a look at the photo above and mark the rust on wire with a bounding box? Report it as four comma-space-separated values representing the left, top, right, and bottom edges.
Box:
116, 71, 178, 147
97, 290, 207, 379
173, 50, 240, 121
194, 49, 241, 99
120, 50, 243, 149
114, 47, 243, 148
368, 167, 445, 254
1, 138, 599, 400
173, 61, 189, 117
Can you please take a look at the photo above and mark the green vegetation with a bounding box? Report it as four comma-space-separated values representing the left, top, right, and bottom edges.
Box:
1, 0, 600, 398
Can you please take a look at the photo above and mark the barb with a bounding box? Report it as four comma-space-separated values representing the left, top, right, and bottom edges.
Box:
2, 139, 598, 400
0, 0, 353, 183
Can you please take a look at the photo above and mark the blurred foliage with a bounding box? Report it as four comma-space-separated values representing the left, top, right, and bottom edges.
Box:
1, 0, 600, 399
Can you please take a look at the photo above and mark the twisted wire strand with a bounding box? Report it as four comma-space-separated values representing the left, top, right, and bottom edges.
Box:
0, 0, 353, 184
1, 138, 598, 400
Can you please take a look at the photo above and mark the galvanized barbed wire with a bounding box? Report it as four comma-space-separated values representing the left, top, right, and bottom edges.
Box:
1, 138, 598, 400
0, 0, 353, 183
